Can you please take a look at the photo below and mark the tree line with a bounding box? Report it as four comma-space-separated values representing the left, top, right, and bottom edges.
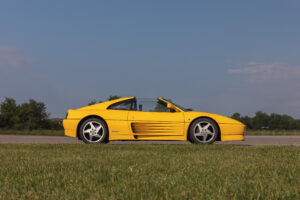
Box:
231, 111, 300, 130
88, 95, 121, 105
1, 96, 299, 130
0, 98, 60, 130
0, 95, 122, 130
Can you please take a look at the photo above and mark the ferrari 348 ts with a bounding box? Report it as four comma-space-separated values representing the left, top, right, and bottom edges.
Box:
63, 97, 245, 144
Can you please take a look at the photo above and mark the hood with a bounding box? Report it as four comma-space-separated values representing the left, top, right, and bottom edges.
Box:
186, 111, 244, 125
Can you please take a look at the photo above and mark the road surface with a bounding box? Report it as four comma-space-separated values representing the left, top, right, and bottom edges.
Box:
0, 135, 300, 146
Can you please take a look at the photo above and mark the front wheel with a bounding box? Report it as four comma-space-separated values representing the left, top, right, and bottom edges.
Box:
79, 118, 108, 144
189, 118, 218, 144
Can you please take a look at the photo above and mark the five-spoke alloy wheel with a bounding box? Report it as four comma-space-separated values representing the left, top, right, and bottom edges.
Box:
79, 118, 108, 144
189, 118, 218, 144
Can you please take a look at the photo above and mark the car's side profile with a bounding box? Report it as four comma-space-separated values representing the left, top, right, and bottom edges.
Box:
63, 97, 245, 144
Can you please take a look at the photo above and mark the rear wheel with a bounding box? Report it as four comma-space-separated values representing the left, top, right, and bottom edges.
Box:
189, 118, 218, 144
79, 118, 108, 144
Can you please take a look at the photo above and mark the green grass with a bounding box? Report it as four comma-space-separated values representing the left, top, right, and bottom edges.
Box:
246, 129, 300, 136
1, 129, 300, 136
0, 144, 299, 199
0, 129, 64, 136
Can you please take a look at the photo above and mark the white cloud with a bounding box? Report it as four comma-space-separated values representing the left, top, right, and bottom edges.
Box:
228, 62, 300, 81
0, 46, 35, 68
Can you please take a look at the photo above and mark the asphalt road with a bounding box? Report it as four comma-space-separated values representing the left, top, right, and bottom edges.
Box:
0, 135, 300, 146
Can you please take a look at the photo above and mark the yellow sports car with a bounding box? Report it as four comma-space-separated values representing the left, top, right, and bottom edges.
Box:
63, 97, 245, 144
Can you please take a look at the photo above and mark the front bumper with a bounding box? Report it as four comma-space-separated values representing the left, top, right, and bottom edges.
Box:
219, 123, 245, 141
63, 119, 80, 138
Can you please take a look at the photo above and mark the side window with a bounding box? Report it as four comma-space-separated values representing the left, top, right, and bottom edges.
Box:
108, 100, 132, 110
135, 99, 169, 112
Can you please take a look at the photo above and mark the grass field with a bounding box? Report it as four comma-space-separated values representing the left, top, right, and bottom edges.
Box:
1, 129, 300, 136
0, 129, 64, 136
246, 129, 300, 136
0, 144, 299, 199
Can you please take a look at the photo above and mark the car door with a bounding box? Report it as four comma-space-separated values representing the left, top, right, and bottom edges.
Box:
105, 99, 133, 138
128, 98, 184, 136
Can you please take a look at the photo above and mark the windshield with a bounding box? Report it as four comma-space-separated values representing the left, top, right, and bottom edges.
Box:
172, 102, 189, 111
161, 98, 190, 111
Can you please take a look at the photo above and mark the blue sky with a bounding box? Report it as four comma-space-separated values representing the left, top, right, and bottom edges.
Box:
0, 0, 300, 118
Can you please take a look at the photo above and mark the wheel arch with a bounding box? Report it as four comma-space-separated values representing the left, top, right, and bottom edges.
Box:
76, 115, 109, 139
187, 116, 221, 142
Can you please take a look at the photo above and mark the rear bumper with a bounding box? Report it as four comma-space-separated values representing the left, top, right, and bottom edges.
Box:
219, 123, 245, 141
63, 119, 80, 138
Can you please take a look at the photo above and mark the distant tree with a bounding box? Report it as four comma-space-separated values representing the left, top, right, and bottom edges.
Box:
0, 114, 3, 127
280, 114, 295, 129
88, 100, 97, 106
15, 99, 49, 130
108, 95, 121, 101
252, 111, 269, 129
231, 113, 242, 122
231, 113, 253, 129
166, 98, 173, 102
45, 119, 63, 130
242, 116, 253, 129
88, 100, 103, 106
297, 120, 300, 129
0, 98, 51, 130
231, 111, 300, 130
88, 95, 121, 105
269, 113, 282, 129
0, 98, 18, 128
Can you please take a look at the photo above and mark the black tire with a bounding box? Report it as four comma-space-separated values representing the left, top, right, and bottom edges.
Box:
79, 118, 108, 144
189, 118, 218, 144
